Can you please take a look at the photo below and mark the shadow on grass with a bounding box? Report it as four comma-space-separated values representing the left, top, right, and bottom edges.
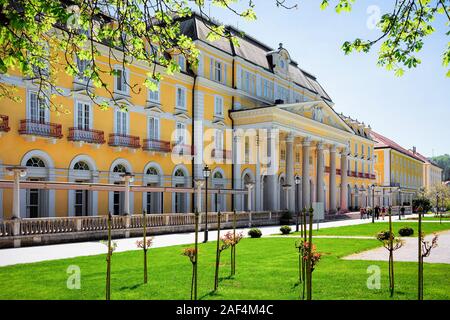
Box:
119, 283, 144, 291
199, 290, 220, 300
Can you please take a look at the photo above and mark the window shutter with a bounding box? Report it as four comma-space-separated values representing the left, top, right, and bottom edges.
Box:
197, 53, 203, 76
155, 118, 160, 139
77, 102, 82, 129
236, 65, 241, 89
224, 63, 227, 85
30, 93, 37, 121
210, 57, 213, 80
256, 74, 261, 96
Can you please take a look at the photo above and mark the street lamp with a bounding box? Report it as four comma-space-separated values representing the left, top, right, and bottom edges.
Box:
295, 176, 301, 232
202, 165, 211, 243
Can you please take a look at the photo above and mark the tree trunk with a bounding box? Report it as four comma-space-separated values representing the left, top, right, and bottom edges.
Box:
193, 210, 199, 300
214, 212, 222, 291
106, 213, 112, 301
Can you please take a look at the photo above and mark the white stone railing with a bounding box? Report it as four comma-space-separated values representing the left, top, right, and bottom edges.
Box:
391, 206, 412, 215
0, 211, 281, 238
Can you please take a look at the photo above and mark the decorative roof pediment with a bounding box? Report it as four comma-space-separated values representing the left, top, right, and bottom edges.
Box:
212, 118, 226, 127
277, 101, 354, 133
174, 111, 190, 121
145, 103, 164, 114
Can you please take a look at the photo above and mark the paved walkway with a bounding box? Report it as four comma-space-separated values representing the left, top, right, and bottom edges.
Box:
0, 214, 424, 267
343, 230, 450, 264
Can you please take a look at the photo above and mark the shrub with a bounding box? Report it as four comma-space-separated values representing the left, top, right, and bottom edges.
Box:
248, 228, 262, 238
280, 212, 292, 224
376, 230, 394, 241
398, 227, 414, 237
280, 225, 292, 235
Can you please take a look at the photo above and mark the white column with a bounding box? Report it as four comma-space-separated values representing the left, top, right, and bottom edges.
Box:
329, 145, 337, 213
13, 171, 21, 219
285, 133, 295, 212
266, 129, 278, 211
302, 137, 311, 209
7, 167, 26, 219
316, 142, 324, 205
255, 134, 261, 211
340, 148, 349, 212
194, 180, 205, 212
122, 174, 134, 215
246, 183, 254, 211
124, 179, 130, 215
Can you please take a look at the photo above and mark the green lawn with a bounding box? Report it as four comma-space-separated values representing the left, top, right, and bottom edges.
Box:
284, 222, 450, 237
0, 237, 449, 300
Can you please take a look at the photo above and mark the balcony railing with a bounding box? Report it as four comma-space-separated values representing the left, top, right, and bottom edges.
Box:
143, 138, 171, 153
108, 133, 141, 149
171, 142, 195, 156
18, 119, 62, 139
0, 115, 10, 132
370, 174, 376, 179
358, 172, 364, 178
68, 127, 105, 144
336, 168, 341, 175
211, 149, 232, 161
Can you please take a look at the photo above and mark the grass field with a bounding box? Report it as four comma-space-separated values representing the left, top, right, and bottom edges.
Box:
0, 237, 449, 300
283, 222, 450, 237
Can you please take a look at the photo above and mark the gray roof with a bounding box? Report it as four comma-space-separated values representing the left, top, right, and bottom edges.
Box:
178, 13, 332, 102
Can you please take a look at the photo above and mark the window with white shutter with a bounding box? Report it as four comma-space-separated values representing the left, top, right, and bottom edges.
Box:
148, 117, 160, 140
76, 101, 91, 130
176, 122, 186, 144
116, 110, 128, 135
75, 56, 89, 83
214, 96, 224, 117
115, 68, 128, 94
29, 92, 47, 123
176, 86, 186, 109
148, 81, 160, 103
215, 129, 224, 150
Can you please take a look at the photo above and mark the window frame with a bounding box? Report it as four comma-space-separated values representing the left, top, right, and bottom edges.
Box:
214, 95, 224, 117
114, 66, 129, 95
175, 85, 187, 110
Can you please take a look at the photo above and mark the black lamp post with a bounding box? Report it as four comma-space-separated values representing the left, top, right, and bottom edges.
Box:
295, 176, 301, 232
202, 165, 211, 243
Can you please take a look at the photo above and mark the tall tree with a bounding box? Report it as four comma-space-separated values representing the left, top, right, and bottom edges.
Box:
321, 0, 450, 77
0, 0, 448, 113
431, 154, 450, 181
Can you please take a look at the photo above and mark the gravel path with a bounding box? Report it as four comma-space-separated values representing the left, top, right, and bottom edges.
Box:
343, 230, 450, 264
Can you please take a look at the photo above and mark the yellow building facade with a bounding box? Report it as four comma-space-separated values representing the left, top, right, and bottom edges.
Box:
371, 131, 442, 206
0, 14, 376, 220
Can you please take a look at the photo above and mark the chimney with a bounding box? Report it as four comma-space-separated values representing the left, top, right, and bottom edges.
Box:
412, 146, 416, 154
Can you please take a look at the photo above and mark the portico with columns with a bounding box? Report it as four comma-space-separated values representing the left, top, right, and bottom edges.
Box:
230, 100, 376, 214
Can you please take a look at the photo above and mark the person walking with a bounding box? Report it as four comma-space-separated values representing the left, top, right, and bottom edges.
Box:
381, 206, 386, 220
360, 207, 364, 220
375, 205, 380, 220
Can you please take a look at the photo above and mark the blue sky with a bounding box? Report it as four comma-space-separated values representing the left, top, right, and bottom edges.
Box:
207, 0, 449, 157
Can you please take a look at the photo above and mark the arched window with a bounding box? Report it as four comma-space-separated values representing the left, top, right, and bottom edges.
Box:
74, 161, 90, 170
174, 169, 185, 177
213, 171, 223, 179
26, 157, 45, 167
113, 164, 127, 173
146, 167, 158, 175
